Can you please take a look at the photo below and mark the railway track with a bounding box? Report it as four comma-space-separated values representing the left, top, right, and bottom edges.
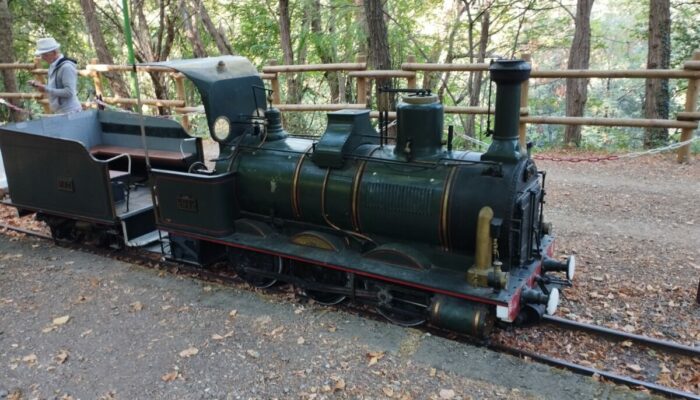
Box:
1, 221, 698, 399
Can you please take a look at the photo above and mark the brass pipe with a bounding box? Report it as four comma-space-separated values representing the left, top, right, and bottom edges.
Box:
474, 206, 493, 271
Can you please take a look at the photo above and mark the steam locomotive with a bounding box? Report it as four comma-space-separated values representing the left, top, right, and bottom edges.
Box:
0, 56, 574, 337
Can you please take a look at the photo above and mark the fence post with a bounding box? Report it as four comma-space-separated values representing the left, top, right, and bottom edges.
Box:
356, 54, 367, 106
519, 53, 532, 153
268, 60, 281, 105
89, 58, 103, 109
406, 55, 417, 89
678, 49, 700, 163
33, 57, 51, 114
174, 74, 190, 131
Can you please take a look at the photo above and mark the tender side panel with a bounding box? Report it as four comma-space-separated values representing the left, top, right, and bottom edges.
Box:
0, 131, 115, 223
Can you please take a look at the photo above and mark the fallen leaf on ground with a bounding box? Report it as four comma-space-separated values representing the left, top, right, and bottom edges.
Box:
367, 351, 385, 366
332, 377, 346, 392
268, 326, 285, 336
439, 389, 455, 399
247, 349, 260, 358
161, 371, 178, 382
626, 363, 643, 373
22, 354, 38, 364
53, 315, 70, 326
382, 387, 394, 397
130, 301, 143, 311
55, 350, 69, 364
297, 336, 305, 345
7, 389, 21, 400
42, 325, 57, 333
229, 309, 238, 319
179, 347, 199, 358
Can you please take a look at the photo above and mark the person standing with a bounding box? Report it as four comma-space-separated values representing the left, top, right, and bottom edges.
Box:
28, 37, 82, 114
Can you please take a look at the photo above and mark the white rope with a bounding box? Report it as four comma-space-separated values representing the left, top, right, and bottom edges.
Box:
616, 135, 700, 158
461, 134, 489, 148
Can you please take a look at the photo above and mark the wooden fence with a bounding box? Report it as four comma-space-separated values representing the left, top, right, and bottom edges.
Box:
1, 50, 699, 162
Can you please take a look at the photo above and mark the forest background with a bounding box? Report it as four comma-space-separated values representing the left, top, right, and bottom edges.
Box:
0, 0, 698, 152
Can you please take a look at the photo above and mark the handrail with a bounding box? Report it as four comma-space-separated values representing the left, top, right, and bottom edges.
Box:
101, 153, 132, 176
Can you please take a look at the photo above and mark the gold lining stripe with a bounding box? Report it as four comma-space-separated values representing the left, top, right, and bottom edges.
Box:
351, 160, 367, 231
320, 168, 343, 231
473, 310, 481, 337
291, 146, 312, 218
439, 166, 457, 251
352, 146, 381, 233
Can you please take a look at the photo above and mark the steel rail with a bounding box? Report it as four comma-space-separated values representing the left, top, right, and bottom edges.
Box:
543, 315, 700, 358
0, 222, 52, 240
490, 343, 700, 400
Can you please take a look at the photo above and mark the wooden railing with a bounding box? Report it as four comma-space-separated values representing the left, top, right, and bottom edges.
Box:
1, 50, 699, 162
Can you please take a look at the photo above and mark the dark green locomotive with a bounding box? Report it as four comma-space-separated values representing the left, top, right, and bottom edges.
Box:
152, 56, 574, 336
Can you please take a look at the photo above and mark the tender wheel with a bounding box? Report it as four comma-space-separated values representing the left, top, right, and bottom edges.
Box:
293, 262, 348, 305
228, 249, 283, 289
48, 220, 82, 243
365, 280, 430, 327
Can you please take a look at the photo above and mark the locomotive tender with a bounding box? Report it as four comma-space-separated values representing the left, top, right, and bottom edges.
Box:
0, 56, 574, 337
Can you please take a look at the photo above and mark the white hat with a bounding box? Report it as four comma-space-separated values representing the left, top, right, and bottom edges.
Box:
35, 37, 61, 56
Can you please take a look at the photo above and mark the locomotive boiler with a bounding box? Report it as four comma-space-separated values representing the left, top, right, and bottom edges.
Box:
151, 56, 575, 337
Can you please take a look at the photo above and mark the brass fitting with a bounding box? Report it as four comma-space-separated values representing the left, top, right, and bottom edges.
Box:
467, 206, 508, 289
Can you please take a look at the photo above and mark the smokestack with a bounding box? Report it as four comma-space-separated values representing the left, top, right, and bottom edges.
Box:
482, 59, 531, 163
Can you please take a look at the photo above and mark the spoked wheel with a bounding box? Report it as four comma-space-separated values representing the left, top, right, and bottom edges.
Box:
365, 281, 431, 327
294, 262, 349, 305
49, 221, 83, 243
228, 249, 284, 289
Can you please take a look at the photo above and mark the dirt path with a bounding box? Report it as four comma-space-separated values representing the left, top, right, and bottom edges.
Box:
0, 236, 657, 400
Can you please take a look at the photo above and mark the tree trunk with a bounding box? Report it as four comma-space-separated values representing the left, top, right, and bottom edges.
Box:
354, 0, 368, 56
311, 0, 339, 103
179, 0, 207, 58
466, 10, 489, 139
80, 0, 131, 99
643, 0, 671, 148
197, 0, 233, 55
278, 0, 301, 104
0, 0, 23, 122
564, 0, 594, 147
365, 0, 392, 111
130, 0, 176, 114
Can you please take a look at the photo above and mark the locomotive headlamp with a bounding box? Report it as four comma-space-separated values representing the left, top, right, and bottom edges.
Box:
212, 116, 231, 142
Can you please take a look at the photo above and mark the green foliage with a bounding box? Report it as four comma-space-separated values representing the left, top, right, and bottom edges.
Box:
1, 0, 696, 154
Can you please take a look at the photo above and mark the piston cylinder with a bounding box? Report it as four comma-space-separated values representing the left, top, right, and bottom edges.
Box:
429, 295, 495, 338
